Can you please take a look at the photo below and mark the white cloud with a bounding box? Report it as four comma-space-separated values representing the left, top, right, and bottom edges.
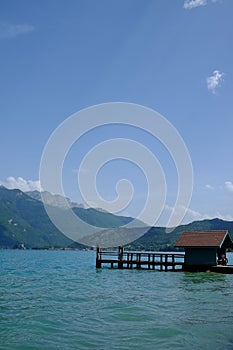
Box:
183, 207, 233, 223
159, 204, 233, 227
183, 0, 207, 9
174, 205, 211, 223
183, 0, 221, 9
0, 176, 42, 192
206, 70, 224, 94
206, 184, 214, 190
215, 212, 233, 221
225, 181, 233, 193
158, 204, 210, 227
0, 22, 34, 39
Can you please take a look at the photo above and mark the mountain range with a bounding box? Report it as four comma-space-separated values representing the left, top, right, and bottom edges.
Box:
0, 185, 233, 250
0, 186, 144, 249
26, 190, 84, 209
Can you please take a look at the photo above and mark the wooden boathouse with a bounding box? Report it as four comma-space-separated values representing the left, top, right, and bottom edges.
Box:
175, 230, 233, 272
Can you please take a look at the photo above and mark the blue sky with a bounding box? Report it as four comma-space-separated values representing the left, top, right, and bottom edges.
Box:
0, 0, 233, 225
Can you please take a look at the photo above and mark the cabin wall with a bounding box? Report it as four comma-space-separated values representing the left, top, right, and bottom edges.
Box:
185, 248, 217, 266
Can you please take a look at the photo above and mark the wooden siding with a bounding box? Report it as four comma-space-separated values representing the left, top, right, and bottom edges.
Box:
185, 248, 217, 266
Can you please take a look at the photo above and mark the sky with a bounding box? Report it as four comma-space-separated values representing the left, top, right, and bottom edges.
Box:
0, 0, 233, 226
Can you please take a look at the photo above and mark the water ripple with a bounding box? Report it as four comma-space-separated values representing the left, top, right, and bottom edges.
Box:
1, 250, 233, 350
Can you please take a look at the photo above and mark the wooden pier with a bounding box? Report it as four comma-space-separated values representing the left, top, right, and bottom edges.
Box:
210, 265, 233, 274
96, 246, 184, 271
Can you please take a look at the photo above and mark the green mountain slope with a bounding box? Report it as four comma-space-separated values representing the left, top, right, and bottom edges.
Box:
0, 186, 73, 248
72, 207, 144, 229
0, 187, 144, 248
27, 190, 144, 229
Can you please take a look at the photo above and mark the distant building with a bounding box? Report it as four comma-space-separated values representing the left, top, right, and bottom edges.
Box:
175, 230, 233, 271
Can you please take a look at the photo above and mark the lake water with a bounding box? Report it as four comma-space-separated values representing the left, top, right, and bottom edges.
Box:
1, 250, 233, 350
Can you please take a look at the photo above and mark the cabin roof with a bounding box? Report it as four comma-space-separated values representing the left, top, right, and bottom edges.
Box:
175, 230, 232, 248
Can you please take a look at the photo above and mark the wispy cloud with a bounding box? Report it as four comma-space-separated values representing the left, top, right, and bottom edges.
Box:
215, 212, 233, 221
184, 0, 207, 9
158, 204, 210, 227
183, 0, 221, 9
0, 176, 42, 192
225, 181, 233, 193
0, 22, 34, 39
206, 70, 224, 94
206, 184, 214, 190
161, 204, 233, 226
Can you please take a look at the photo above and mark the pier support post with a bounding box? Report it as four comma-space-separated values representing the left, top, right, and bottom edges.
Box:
172, 254, 175, 271
165, 254, 168, 272
136, 253, 141, 269
96, 246, 102, 268
160, 254, 163, 271
118, 246, 124, 269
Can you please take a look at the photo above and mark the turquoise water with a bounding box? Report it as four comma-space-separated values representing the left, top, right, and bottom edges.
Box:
1, 250, 233, 350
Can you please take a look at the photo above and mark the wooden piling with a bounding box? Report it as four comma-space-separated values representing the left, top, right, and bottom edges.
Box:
160, 254, 163, 271
118, 246, 124, 269
96, 246, 102, 268
172, 254, 175, 271
165, 254, 168, 272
